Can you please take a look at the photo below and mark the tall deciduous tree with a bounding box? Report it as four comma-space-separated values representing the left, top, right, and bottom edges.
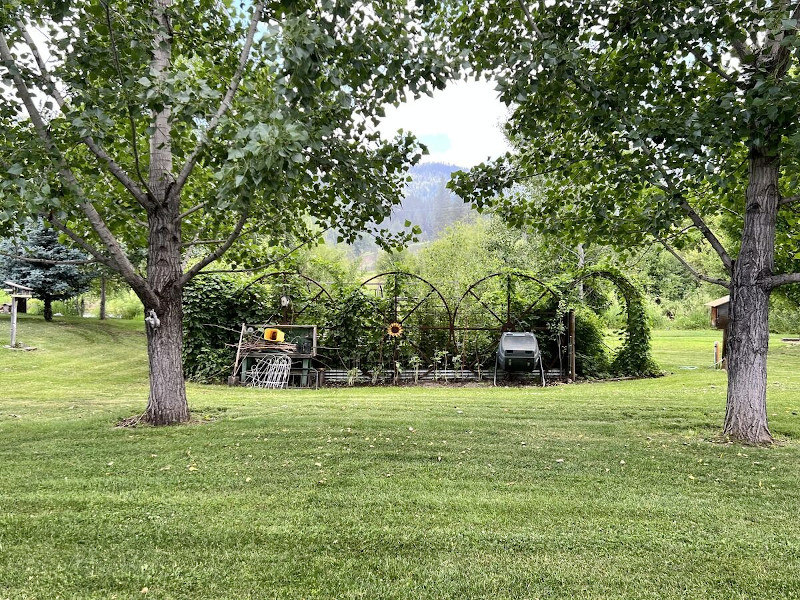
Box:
443, 0, 800, 444
0, 219, 95, 320
0, 1, 450, 424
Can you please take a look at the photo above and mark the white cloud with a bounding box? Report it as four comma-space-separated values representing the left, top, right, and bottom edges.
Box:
377, 79, 512, 168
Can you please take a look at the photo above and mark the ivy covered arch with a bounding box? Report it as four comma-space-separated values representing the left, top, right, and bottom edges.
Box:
563, 266, 660, 377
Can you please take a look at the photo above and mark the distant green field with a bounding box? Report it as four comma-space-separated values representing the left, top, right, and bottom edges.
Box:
1, 315, 799, 599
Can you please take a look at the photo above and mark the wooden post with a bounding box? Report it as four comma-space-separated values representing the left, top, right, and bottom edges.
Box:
100, 275, 107, 320
231, 323, 246, 384
722, 326, 728, 371
10, 296, 18, 347
568, 309, 576, 381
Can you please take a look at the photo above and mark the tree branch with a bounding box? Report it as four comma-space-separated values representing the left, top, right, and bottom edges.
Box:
179, 212, 249, 285
172, 2, 264, 199
0, 250, 96, 266
679, 40, 741, 88
0, 30, 155, 305
15, 21, 153, 210
45, 215, 115, 269
179, 201, 209, 220
637, 132, 734, 272
516, 0, 544, 39
100, 2, 152, 198
677, 200, 734, 271
730, 38, 752, 62
655, 237, 731, 288
633, 131, 734, 273
780, 193, 800, 206
203, 228, 329, 278
764, 272, 800, 289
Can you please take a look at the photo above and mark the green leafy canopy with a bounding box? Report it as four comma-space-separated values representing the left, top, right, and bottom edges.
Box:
0, 0, 455, 267
442, 0, 800, 270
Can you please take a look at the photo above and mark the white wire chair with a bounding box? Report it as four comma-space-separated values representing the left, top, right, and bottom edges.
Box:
246, 354, 291, 389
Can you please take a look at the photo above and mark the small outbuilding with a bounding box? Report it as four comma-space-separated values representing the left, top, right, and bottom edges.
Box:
706, 295, 730, 329
706, 295, 730, 368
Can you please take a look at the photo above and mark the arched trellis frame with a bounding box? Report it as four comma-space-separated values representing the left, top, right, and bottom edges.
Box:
452, 271, 564, 375
244, 271, 333, 325
359, 271, 454, 381
561, 267, 659, 377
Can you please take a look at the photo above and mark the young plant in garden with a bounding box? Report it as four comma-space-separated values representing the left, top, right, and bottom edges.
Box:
409, 355, 422, 384
451, 354, 462, 380
0, 1, 451, 424
444, 0, 800, 443
346, 367, 360, 387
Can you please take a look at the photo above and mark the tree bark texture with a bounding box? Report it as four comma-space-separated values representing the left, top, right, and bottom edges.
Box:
724, 149, 777, 444
142, 0, 188, 425
144, 209, 188, 425
145, 284, 187, 425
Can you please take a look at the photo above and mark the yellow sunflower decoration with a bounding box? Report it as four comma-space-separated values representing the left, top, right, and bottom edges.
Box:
387, 322, 403, 337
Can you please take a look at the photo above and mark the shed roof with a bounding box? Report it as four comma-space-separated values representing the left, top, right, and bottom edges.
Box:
705, 295, 730, 307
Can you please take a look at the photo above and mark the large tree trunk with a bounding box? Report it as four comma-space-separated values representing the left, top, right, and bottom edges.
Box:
145, 283, 188, 425
723, 148, 777, 444
143, 209, 187, 424
143, 0, 188, 425
43, 295, 53, 321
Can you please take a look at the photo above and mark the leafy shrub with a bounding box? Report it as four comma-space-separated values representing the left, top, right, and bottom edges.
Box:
574, 307, 610, 377
672, 304, 710, 330
182, 274, 271, 382
770, 296, 800, 334
25, 298, 83, 316
104, 291, 144, 320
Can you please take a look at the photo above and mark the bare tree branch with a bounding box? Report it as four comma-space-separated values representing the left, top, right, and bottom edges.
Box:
655, 237, 731, 288
179, 212, 249, 285
631, 132, 735, 273
179, 201, 209, 220
780, 193, 800, 206
679, 41, 741, 88
15, 21, 153, 211
730, 38, 752, 61
203, 228, 329, 278
764, 272, 800, 288
678, 200, 734, 272
0, 251, 96, 265
638, 135, 734, 272
172, 2, 264, 199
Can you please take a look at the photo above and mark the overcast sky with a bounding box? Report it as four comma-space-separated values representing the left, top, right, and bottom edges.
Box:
377, 79, 512, 169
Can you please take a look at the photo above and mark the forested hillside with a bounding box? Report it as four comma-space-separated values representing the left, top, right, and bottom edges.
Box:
388, 162, 474, 240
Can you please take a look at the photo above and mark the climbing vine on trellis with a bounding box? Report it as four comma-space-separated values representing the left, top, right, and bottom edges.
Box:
565, 266, 660, 378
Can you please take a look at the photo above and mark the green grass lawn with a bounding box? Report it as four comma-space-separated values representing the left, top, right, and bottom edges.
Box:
1, 315, 800, 599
